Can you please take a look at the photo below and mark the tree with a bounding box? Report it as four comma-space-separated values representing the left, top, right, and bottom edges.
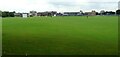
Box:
9, 12, 15, 17
80, 10, 84, 15
100, 10, 106, 15
30, 11, 37, 16
2, 11, 9, 17
105, 11, 115, 15
96, 12, 100, 15
51, 11, 57, 16
0, 10, 2, 17
116, 10, 120, 15
2, 11, 15, 17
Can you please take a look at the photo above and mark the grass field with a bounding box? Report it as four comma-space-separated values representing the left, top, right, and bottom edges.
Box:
2, 16, 118, 55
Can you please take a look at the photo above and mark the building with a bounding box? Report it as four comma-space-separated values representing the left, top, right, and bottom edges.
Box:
63, 12, 82, 16
56, 13, 63, 16
30, 11, 37, 16
14, 13, 22, 17
37, 12, 47, 16
105, 11, 115, 15
85, 11, 96, 16
14, 13, 29, 17
37, 11, 57, 16
22, 13, 28, 18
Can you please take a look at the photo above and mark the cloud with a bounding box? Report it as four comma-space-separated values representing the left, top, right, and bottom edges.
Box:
0, 0, 119, 12
49, 0, 119, 12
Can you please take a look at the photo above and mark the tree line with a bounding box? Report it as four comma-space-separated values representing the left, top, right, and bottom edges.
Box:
0, 11, 15, 17
0, 10, 120, 17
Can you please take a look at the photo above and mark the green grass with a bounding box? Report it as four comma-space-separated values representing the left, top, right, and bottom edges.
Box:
2, 16, 118, 55
0, 18, 2, 55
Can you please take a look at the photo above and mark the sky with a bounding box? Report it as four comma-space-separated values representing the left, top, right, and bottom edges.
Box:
0, 0, 119, 13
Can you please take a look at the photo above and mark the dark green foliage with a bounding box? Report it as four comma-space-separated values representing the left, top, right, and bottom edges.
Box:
0, 10, 2, 17
9, 12, 15, 17
2, 11, 9, 17
116, 10, 120, 15
2, 11, 15, 17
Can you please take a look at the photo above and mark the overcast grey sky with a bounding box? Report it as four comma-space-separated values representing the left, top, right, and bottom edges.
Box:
0, 0, 119, 13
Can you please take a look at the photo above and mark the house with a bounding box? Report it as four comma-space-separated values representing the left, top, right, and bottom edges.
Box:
14, 13, 22, 17
14, 13, 29, 18
37, 12, 47, 16
30, 11, 37, 16
85, 11, 96, 16
37, 11, 57, 16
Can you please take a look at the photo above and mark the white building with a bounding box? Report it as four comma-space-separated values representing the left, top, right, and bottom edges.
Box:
22, 13, 28, 18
